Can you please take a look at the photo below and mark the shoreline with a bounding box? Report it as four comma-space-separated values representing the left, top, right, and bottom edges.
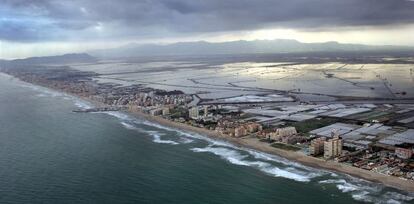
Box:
3, 73, 414, 193
127, 109, 414, 193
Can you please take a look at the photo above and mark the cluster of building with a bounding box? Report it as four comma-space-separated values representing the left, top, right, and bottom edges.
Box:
89, 85, 194, 118
309, 130, 343, 159
5, 66, 414, 182
259, 127, 307, 145
215, 119, 263, 137
308, 123, 413, 180
91, 87, 193, 110
188, 106, 223, 122
129, 91, 192, 107
350, 149, 414, 180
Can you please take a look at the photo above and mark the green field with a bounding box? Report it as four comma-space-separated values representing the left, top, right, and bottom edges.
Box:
288, 117, 340, 134
347, 110, 391, 121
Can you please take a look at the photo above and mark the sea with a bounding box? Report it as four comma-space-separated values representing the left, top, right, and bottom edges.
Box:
0, 73, 413, 204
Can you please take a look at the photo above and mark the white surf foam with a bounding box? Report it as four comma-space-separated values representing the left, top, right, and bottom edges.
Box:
191, 146, 312, 182
137, 119, 323, 173
21, 82, 66, 98
318, 178, 413, 203
133, 118, 327, 181
351, 191, 372, 203
246, 149, 324, 175
192, 146, 249, 166
319, 179, 361, 192
26, 84, 65, 98
319, 179, 379, 202
99, 111, 414, 204
180, 138, 194, 144
104, 116, 182, 145
260, 165, 311, 182
149, 132, 179, 145
135, 120, 234, 146
320, 178, 380, 191
380, 192, 414, 204
20, 82, 94, 109
103, 111, 132, 121
382, 192, 414, 202
74, 100, 93, 109
121, 122, 137, 130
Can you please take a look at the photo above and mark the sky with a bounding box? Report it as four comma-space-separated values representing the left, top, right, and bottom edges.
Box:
1, 0, 414, 59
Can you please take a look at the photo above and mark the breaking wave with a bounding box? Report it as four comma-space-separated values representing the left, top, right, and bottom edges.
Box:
179, 138, 194, 144
149, 132, 179, 145
137, 119, 243, 147
103, 111, 132, 121
118, 119, 179, 145
20, 81, 94, 109
87, 110, 414, 204
191, 146, 313, 182
246, 149, 325, 175
134, 118, 329, 181
22, 83, 66, 98
121, 122, 137, 130
318, 179, 414, 203
74, 100, 93, 109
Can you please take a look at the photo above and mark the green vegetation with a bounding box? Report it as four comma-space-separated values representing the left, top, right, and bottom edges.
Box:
271, 143, 301, 151
170, 107, 188, 119
288, 117, 340, 134
347, 110, 391, 122
259, 138, 272, 143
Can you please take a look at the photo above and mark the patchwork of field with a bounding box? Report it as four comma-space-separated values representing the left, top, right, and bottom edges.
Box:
73, 60, 414, 100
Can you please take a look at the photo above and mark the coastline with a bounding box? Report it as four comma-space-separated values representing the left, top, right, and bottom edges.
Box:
3, 72, 414, 193
127, 109, 414, 193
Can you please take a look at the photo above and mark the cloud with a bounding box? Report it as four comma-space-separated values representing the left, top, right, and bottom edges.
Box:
0, 0, 414, 42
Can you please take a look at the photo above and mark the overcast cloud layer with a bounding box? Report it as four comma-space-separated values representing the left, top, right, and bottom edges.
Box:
1, 0, 414, 42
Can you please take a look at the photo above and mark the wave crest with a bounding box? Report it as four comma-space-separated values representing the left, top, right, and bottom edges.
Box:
191, 146, 313, 182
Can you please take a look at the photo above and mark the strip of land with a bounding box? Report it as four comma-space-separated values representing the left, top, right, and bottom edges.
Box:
1, 65, 413, 193
127, 109, 414, 193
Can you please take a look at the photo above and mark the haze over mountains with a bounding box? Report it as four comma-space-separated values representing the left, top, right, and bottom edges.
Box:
90, 39, 414, 58
2, 39, 414, 64
0, 53, 97, 65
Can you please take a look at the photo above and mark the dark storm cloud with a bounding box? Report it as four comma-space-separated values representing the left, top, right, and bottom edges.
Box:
1, 0, 414, 41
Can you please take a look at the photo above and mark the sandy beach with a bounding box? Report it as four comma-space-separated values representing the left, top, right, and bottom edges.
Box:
128, 109, 414, 193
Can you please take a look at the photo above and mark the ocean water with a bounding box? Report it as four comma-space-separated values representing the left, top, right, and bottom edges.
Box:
0, 73, 413, 204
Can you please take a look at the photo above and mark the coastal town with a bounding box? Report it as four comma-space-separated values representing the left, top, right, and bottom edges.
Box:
3, 0, 414, 203
2, 65, 414, 185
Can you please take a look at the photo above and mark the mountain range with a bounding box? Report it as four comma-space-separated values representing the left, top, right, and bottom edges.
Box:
0, 53, 97, 65
2, 39, 414, 64
89, 39, 414, 58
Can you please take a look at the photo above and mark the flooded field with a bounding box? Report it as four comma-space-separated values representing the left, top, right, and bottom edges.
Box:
72, 60, 414, 100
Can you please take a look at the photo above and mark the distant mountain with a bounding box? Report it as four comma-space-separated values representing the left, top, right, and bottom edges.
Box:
89, 39, 414, 58
2, 53, 97, 65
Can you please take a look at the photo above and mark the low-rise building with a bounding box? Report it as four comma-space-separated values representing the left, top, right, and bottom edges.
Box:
235, 126, 247, 137
150, 108, 163, 116
276, 127, 297, 137
247, 123, 263, 133
268, 127, 297, 141
395, 148, 413, 159
282, 135, 305, 145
